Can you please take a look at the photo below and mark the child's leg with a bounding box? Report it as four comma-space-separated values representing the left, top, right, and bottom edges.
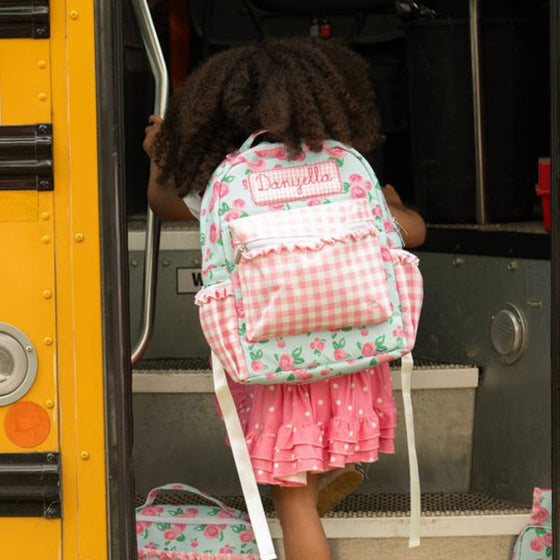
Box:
270, 473, 331, 560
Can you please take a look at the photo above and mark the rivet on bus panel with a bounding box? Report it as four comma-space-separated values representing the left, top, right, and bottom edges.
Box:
45, 400, 54, 409
74, 233, 85, 242
41, 235, 51, 244
41, 211, 50, 220
80, 451, 90, 460
42, 290, 52, 299
70, 10, 79, 20
37, 60, 47, 70
38, 93, 47, 102
44, 337, 53, 346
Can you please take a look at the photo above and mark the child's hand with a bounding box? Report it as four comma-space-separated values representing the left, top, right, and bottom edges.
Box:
143, 115, 163, 159
382, 183, 404, 209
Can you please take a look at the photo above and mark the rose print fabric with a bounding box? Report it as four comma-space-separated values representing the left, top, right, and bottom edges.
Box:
511, 488, 552, 559
196, 137, 423, 386
222, 362, 396, 487
136, 483, 260, 559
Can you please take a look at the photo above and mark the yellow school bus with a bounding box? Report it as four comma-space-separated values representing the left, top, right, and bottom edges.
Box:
1, 1, 559, 559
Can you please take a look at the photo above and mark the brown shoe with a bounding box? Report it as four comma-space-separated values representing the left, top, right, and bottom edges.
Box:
316, 464, 365, 516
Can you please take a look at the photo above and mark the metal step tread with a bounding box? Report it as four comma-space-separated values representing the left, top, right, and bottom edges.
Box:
134, 491, 529, 539
132, 358, 479, 393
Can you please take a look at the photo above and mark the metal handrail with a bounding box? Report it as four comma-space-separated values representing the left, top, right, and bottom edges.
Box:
130, 0, 169, 365
469, 0, 488, 224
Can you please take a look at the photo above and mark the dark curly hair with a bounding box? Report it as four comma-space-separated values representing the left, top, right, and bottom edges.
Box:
154, 37, 383, 196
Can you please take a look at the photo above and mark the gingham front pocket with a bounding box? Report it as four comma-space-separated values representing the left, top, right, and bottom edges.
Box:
195, 281, 249, 382
231, 203, 392, 342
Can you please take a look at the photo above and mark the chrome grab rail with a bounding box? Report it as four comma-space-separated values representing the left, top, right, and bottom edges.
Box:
130, 0, 169, 365
469, 0, 488, 224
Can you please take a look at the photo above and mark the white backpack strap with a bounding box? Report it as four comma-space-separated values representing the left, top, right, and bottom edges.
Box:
401, 352, 421, 547
212, 352, 277, 560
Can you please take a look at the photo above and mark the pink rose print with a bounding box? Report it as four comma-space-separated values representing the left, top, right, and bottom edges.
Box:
203, 524, 221, 539
310, 338, 325, 351
209, 223, 219, 244
534, 488, 543, 503
220, 545, 234, 554
279, 354, 294, 370
384, 218, 395, 233
307, 198, 323, 206
217, 509, 235, 519
324, 146, 347, 158
140, 506, 164, 516
178, 507, 199, 517
136, 521, 151, 534
255, 146, 287, 159
231, 272, 241, 290
232, 198, 246, 209
240, 529, 255, 543
247, 159, 267, 171
208, 192, 217, 213
268, 203, 285, 211
360, 329, 369, 336
321, 368, 331, 376
224, 209, 241, 222
266, 372, 278, 380
163, 528, 181, 540
277, 339, 286, 348
215, 181, 229, 197
307, 362, 318, 368
530, 537, 545, 552
347, 359, 359, 365
544, 532, 553, 548
531, 505, 550, 525
350, 185, 366, 199
334, 348, 347, 361
191, 539, 199, 548
372, 204, 383, 217
145, 542, 157, 550
294, 369, 313, 381
393, 326, 405, 338
226, 152, 247, 165
381, 246, 392, 262
361, 343, 376, 357
252, 359, 264, 372
235, 300, 245, 318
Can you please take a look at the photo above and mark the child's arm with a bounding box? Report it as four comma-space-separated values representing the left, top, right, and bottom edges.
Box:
382, 184, 426, 248
144, 115, 194, 221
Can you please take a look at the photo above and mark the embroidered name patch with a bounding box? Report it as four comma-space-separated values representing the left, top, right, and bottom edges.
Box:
248, 160, 343, 206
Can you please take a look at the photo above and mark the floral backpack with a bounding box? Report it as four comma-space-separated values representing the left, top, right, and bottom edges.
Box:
512, 488, 553, 559
195, 133, 424, 559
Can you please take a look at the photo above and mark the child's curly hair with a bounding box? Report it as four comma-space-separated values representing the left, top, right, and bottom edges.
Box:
154, 37, 383, 196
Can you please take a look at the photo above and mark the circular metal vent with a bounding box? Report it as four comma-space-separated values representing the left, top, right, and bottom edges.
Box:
0, 323, 38, 406
490, 304, 527, 365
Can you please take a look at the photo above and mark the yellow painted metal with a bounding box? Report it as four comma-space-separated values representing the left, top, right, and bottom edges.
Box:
0, 2, 110, 559
0, 28, 60, 560
49, 2, 109, 559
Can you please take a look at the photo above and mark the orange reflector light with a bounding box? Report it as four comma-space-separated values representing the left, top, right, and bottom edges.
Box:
4, 401, 50, 448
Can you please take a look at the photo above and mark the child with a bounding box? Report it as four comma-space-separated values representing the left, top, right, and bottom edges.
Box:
144, 38, 426, 560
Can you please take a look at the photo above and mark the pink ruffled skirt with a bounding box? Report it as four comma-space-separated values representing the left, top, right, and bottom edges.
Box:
224, 363, 396, 487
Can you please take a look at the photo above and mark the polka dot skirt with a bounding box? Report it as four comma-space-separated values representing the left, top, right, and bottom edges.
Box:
223, 363, 396, 487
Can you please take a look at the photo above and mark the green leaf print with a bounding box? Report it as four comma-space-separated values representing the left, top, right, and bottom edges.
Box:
375, 335, 387, 352
343, 182, 351, 193
250, 349, 264, 360
194, 525, 205, 532
223, 175, 235, 183
238, 324, 246, 337
156, 523, 172, 531
341, 326, 353, 332
333, 339, 346, 349
231, 525, 244, 534
536, 528, 547, 536
176, 534, 186, 542
219, 201, 230, 215
369, 357, 379, 367
546, 547, 553, 557
287, 373, 296, 381
335, 158, 344, 167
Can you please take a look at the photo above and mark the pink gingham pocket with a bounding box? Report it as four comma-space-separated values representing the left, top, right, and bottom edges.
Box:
195, 282, 249, 382
231, 202, 392, 342
391, 249, 423, 350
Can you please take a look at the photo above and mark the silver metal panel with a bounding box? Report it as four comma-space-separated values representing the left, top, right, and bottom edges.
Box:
414, 252, 551, 505
129, 250, 209, 358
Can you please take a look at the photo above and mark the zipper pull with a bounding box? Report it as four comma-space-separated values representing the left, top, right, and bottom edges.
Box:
234, 244, 245, 264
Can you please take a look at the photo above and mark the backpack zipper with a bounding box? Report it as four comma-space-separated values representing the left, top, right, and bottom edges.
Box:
233, 220, 374, 264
